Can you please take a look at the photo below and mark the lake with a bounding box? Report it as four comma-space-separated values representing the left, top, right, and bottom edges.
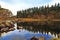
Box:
0, 29, 54, 40
0, 22, 60, 40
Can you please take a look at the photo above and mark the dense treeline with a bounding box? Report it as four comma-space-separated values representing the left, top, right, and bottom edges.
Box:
17, 3, 60, 19
17, 3, 60, 34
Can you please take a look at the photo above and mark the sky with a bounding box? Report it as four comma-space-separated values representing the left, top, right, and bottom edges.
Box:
0, 0, 60, 15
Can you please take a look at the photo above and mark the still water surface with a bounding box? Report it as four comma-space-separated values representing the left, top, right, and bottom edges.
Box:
0, 23, 57, 40
0, 29, 54, 40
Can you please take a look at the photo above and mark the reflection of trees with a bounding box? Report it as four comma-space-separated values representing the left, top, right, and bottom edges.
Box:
17, 22, 60, 34
0, 28, 15, 37
0, 30, 15, 37
0, 21, 15, 33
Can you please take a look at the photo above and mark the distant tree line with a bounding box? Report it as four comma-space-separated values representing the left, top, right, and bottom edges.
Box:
17, 3, 60, 19
17, 3, 60, 33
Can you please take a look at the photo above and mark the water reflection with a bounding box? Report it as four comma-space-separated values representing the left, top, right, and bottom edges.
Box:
17, 22, 60, 37
0, 29, 53, 40
0, 21, 15, 32
0, 21, 60, 40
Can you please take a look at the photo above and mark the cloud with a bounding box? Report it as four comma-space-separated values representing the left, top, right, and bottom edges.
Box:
0, 1, 15, 15
47, 0, 60, 7
54, 0, 60, 3
0, 0, 60, 15
0, 0, 33, 15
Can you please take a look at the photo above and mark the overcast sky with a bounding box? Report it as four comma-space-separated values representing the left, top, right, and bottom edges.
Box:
0, 0, 60, 15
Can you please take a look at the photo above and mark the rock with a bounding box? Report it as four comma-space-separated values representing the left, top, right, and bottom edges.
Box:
39, 36, 45, 40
